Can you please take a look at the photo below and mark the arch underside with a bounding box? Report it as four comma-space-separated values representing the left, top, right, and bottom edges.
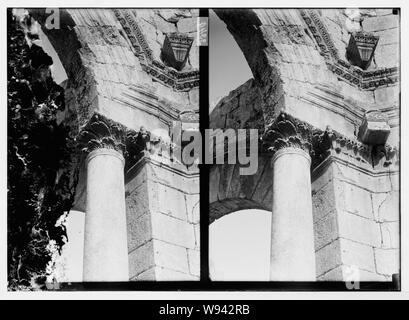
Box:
209, 154, 273, 223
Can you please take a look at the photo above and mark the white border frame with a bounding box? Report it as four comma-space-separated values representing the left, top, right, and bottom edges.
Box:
1, 0, 407, 300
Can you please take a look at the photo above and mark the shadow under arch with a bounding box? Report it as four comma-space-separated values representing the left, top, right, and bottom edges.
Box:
209, 156, 274, 224
209, 198, 270, 224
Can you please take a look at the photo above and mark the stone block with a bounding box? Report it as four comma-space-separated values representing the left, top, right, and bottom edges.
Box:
194, 224, 200, 250
339, 238, 376, 273
155, 266, 199, 281
375, 28, 399, 46
312, 180, 336, 222
317, 265, 343, 281
380, 222, 400, 249
355, 268, 389, 281
373, 191, 399, 222
338, 211, 381, 247
128, 240, 155, 278
313, 211, 338, 251
334, 181, 373, 219
362, 15, 399, 32
151, 212, 196, 249
153, 240, 189, 274
157, 183, 188, 220
315, 239, 342, 277
358, 113, 391, 145
374, 44, 399, 69
177, 17, 198, 33
374, 248, 399, 275
312, 161, 334, 192
317, 264, 388, 282
185, 194, 200, 224
187, 249, 200, 277
131, 267, 156, 281
127, 212, 152, 252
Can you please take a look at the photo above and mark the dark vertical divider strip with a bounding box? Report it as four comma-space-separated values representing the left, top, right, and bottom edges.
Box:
199, 8, 210, 282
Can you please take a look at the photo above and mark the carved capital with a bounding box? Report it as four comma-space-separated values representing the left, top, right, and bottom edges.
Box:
312, 126, 373, 167
262, 113, 315, 156
78, 113, 127, 154
262, 113, 398, 170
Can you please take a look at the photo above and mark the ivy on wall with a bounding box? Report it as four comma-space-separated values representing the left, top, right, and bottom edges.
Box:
7, 9, 78, 290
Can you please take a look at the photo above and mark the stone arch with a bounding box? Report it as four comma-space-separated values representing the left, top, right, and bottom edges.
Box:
209, 154, 273, 224
213, 9, 400, 140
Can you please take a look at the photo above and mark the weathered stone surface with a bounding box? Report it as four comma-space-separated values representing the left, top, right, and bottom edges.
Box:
374, 248, 399, 275
155, 266, 199, 281
336, 182, 374, 220
127, 213, 152, 252
338, 211, 381, 247
128, 240, 155, 279
315, 239, 342, 277
380, 222, 400, 249
373, 191, 399, 222
186, 194, 200, 224
340, 238, 376, 273
313, 211, 338, 251
151, 213, 196, 249
157, 183, 188, 221
153, 240, 190, 274
187, 249, 200, 277
312, 180, 336, 222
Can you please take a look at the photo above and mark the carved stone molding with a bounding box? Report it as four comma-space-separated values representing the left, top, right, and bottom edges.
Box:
262, 113, 398, 170
300, 9, 399, 90
113, 9, 199, 91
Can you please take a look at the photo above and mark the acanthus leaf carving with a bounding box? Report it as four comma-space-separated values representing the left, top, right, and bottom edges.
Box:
261, 113, 314, 155
262, 113, 398, 170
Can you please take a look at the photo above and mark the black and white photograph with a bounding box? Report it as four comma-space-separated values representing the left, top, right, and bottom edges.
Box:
2, 0, 408, 306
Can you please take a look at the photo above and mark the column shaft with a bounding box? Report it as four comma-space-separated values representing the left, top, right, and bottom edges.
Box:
83, 148, 129, 281
270, 147, 316, 281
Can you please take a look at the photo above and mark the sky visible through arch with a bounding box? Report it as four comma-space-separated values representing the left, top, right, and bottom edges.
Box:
210, 209, 272, 281
209, 9, 253, 111
209, 10, 268, 281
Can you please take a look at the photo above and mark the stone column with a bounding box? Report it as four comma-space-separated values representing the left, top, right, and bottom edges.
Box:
79, 114, 129, 281
270, 147, 315, 280
263, 114, 316, 281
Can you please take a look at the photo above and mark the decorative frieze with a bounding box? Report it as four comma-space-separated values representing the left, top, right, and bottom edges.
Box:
113, 9, 199, 91
300, 9, 399, 90
262, 113, 398, 170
